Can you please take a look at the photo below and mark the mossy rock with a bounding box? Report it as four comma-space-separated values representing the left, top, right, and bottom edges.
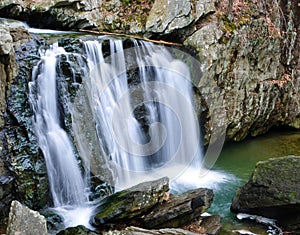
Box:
231, 155, 300, 231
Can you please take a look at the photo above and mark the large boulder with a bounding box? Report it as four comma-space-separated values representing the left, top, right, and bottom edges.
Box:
91, 177, 170, 226
231, 155, 300, 232
6, 200, 48, 235
91, 177, 215, 234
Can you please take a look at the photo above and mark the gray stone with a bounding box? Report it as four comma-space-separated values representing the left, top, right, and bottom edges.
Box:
231, 156, 300, 231
0, 26, 13, 55
184, 1, 300, 142
146, 0, 215, 35
6, 200, 48, 235
142, 188, 214, 229
91, 177, 169, 226
199, 215, 222, 235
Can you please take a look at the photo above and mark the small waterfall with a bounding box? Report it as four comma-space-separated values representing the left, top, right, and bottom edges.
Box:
29, 43, 93, 228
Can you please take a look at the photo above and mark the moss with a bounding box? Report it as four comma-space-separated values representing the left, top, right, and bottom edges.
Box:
222, 16, 236, 34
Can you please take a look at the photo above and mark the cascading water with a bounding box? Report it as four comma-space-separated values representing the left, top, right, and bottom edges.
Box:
29, 43, 94, 229
83, 38, 230, 190
29, 37, 232, 230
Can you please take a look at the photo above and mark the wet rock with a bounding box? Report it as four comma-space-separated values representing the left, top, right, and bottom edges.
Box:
231, 156, 300, 232
105, 226, 201, 235
0, 24, 49, 223
198, 215, 222, 235
6, 200, 48, 235
182, 215, 222, 235
142, 188, 214, 229
57, 225, 98, 235
91, 177, 169, 226
91, 177, 215, 234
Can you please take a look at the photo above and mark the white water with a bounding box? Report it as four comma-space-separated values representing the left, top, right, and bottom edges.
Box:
83, 38, 231, 190
29, 43, 93, 229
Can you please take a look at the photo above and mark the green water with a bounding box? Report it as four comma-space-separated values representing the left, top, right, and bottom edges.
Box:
208, 130, 300, 234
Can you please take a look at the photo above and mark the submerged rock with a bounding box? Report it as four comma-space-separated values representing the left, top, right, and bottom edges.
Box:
6, 200, 48, 235
231, 155, 300, 232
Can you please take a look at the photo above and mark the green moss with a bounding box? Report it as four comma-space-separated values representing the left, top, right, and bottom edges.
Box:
223, 17, 236, 34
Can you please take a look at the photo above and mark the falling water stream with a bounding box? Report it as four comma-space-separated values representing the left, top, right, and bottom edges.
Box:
29, 37, 232, 229
29, 44, 94, 228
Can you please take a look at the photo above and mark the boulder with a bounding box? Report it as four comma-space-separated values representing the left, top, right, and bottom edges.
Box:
142, 188, 214, 229
6, 200, 48, 235
91, 177, 169, 226
231, 156, 300, 231
91, 177, 215, 234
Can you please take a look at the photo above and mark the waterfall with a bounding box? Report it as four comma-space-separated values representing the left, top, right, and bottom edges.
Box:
83, 38, 205, 190
29, 37, 231, 230
29, 43, 93, 229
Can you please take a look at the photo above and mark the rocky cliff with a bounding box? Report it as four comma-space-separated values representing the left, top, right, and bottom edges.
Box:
0, 24, 48, 220
0, 0, 299, 223
0, 0, 299, 143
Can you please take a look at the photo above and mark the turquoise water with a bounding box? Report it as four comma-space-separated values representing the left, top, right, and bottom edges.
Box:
208, 130, 300, 234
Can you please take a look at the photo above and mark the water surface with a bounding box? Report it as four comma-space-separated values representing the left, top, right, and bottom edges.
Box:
209, 130, 300, 234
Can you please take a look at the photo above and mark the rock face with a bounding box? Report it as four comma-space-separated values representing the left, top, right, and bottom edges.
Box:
0, 0, 299, 143
0, 24, 48, 221
184, 0, 300, 142
6, 200, 48, 235
231, 156, 300, 232
145, 0, 215, 36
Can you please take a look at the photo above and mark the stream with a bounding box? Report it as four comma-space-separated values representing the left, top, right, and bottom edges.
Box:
209, 130, 300, 234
